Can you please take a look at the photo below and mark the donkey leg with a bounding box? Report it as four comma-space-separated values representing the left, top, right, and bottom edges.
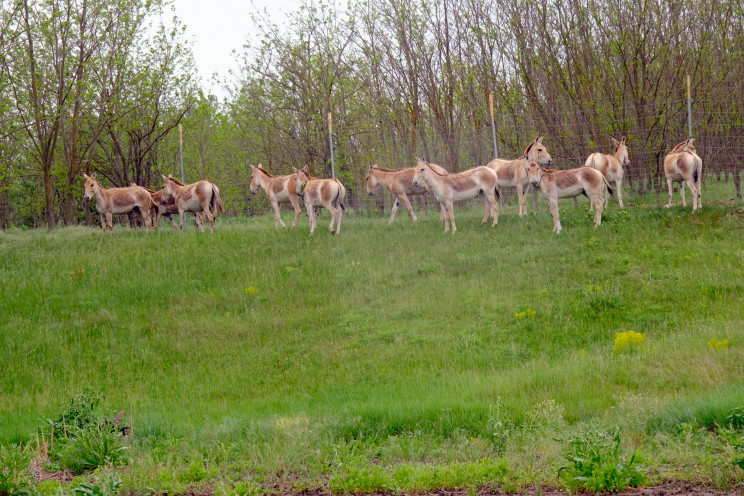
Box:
324, 203, 338, 234
388, 198, 401, 224
99, 214, 106, 231
207, 211, 215, 233
305, 200, 316, 235
483, 194, 498, 227
441, 203, 450, 232
447, 201, 457, 234
193, 212, 205, 232
272, 200, 286, 229
679, 180, 687, 207
398, 193, 417, 224
517, 184, 527, 217
106, 213, 113, 234
178, 210, 186, 231
549, 199, 561, 234
685, 178, 698, 212
144, 208, 152, 232
481, 200, 490, 223
290, 197, 301, 228
591, 195, 604, 226
334, 202, 343, 234
665, 178, 674, 208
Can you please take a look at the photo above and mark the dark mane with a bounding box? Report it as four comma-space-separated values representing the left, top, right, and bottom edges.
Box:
256, 166, 272, 177
426, 162, 446, 176
371, 165, 403, 173
523, 136, 540, 156
167, 175, 186, 186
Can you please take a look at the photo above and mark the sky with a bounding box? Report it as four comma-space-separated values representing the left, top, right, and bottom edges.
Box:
171, 0, 302, 98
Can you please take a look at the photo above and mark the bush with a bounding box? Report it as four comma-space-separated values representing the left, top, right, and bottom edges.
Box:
73, 472, 122, 496
0, 443, 33, 496
41, 389, 128, 475
559, 429, 645, 492
53, 425, 128, 475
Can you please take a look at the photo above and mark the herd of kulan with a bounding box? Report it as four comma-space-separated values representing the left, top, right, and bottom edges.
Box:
82, 136, 703, 235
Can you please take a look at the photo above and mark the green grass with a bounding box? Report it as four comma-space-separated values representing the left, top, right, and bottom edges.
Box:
1, 192, 744, 493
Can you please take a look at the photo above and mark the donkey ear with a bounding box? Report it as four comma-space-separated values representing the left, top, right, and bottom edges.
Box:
536, 135, 544, 143
611, 137, 619, 145
161, 174, 169, 182
687, 137, 695, 145
621, 136, 626, 143
257, 163, 264, 170
83, 173, 90, 179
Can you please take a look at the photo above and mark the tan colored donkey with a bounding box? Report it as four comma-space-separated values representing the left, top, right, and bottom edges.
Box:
485, 136, 552, 217
160, 175, 222, 233
412, 158, 500, 234
83, 173, 153, 233
293, 168, 346, 235
365, 163, 449, 224
585, 136, 629, 209
663, 137, 702, 212
249, 164, 303, 228
525, 161, 612, 234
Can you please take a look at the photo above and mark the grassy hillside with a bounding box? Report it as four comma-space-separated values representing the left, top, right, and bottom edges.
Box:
2, 195, 744, 493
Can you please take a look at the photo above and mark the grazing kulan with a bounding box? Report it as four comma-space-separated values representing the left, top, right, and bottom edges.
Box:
525, 161, 612, 234
585, 136, 629, 209
160, 175, 222, 233
249, 164, 303, 228
293, 168, 346, 235
83, 173, 154, 233
412, 158, 500, 234
663, 137, 703, 212
485, 136, 552, 217
365, 162, 449, 224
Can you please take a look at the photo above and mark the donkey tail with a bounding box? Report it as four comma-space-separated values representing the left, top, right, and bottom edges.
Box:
208, 181, 226, 215
601, 174, 614, 196
334, 179, 346, 212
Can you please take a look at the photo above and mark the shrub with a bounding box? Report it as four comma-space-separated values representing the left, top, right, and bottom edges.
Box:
42, 389, 128, 475
53, 425, 128, 475
559, 429, 645, 493
73, 472, 122, 496
0, 443, 33, 496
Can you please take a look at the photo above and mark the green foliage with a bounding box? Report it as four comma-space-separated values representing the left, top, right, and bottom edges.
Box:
52, 425, 128, 475
40, 390, 128, 475
559, 429, 645, 492
329, 459, 512, 494
0, 444, 33, 496
73, 472, 122, 496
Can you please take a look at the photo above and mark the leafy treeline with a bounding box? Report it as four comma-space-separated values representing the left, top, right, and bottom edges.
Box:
0, 0, 197, 228
1, 0, 743, 227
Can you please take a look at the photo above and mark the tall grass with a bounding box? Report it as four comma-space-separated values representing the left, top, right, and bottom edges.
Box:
1, 195, 743, 490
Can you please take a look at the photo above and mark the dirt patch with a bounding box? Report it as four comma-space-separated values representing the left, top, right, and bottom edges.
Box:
258, 482, 742, 496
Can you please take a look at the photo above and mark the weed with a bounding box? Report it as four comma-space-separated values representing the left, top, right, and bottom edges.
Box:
73, 472, 122, 496
53, 424, 129, 475
0, 443, 33, 496
613, 330, 647, 353
708, 338, 731, 350
40, 390, 128, 475
559, 429, 645, 492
